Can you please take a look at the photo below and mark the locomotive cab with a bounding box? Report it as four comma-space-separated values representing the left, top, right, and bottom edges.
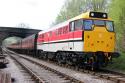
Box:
84, 20, 115, 52
83, 19, 116, 69
69, 12, 118, 69
82, 12, 118, 69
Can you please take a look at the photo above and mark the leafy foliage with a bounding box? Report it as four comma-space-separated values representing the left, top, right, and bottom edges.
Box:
107, 52, 125, 72
53, 0, 109, 25
109, 0, 125, 52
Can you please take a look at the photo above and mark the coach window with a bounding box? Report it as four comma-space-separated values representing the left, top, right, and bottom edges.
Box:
41, 34, 44, 38
56, 30, 58, 36
49, 32, 52, 37
59, 28, 62, 35
63, 27, 65, 34
70, 21, 75, 31
75, 19, 83, 31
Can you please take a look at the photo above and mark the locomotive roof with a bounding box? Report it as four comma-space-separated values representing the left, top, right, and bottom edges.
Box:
39, 11, 111, 35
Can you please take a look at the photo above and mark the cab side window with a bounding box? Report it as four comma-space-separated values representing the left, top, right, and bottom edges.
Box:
84, 20, 92, 30
74, 19, 83, 30
70, 22, 75, 31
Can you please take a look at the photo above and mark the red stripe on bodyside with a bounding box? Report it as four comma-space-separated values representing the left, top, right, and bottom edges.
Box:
37, 30, 83, 43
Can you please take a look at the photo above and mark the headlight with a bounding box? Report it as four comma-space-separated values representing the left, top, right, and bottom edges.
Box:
103, 14, 106, 18
91, 13, 94, 16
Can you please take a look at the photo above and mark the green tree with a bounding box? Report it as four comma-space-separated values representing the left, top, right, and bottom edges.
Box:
85, 0, 110, 12
109, 0, 125, 51
54, 0, 86, 24
53, 0, 109, 25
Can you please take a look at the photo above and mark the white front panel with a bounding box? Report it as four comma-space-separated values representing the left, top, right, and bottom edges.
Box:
37, 41, 84, 52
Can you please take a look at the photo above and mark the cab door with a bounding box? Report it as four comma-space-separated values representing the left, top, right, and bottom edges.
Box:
68, 21, 75, 51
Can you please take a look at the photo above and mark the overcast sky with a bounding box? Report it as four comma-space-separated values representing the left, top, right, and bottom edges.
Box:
0, 0, 65, 30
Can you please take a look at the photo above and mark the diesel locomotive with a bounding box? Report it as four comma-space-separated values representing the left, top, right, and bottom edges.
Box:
8, 11, 120, 70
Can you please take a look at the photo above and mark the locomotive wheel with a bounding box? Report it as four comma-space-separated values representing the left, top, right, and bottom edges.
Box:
43, 53, 48, 60
56, 52, 66, 64
66, 53, 73, 66
85, 53, 97, 70
57, 55, 63, 64
0, 63, 6, 68
56, 52, 60, 64
88, 57, 95, 70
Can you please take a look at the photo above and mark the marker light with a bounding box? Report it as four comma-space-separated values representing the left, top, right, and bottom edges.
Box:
91, 13, 94, 16
103, 14, 106, 18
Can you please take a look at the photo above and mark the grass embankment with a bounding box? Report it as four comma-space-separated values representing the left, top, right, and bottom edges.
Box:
106, 52, 125, 73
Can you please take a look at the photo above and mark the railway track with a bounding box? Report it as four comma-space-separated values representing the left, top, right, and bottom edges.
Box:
0, 71, 11, 83
55, 63, 125, 83
17, 56, 125, 83
7, 51, 84, 83
4, 49, 117, 83
10, 55, 44, 83
4, 48, 125, 83
49, 60, 125, 83
97, 69, 125, 83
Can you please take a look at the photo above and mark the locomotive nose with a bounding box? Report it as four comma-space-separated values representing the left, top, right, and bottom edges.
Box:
84, 27, 115, 52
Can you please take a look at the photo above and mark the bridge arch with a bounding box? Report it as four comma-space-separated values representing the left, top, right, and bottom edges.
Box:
0, 27, 41, 47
